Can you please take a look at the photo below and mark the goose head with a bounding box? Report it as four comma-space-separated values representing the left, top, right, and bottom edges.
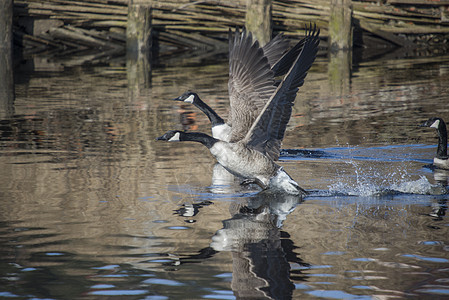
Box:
156, 130, 218, 148
156, 130, 182, 142
173, 91, 198, 104
421, 117, 445, 130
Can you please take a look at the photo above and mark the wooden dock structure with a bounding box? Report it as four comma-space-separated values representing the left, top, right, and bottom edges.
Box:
11, 0, 449, 56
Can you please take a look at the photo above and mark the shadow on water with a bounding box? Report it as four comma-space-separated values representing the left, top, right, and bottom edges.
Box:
0, 47, 449, 299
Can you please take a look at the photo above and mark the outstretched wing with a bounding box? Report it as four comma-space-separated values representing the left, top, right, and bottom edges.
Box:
243, 25, 320, 161
227, 28, 277, 142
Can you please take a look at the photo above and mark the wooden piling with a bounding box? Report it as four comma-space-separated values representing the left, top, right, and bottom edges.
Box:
126, 1, 152, 101
127, 0, 152, 54
0, 0, 14, 119
246, 0, 272, 46
329, 0, 353, 51
1, 0, 13, 51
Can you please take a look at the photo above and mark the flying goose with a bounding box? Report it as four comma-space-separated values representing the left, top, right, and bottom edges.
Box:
173, 29, 306, 143
157, 25, 320, 195
421, 117, 449, 170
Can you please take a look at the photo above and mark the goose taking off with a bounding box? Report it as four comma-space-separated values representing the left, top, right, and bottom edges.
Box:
421, 117, 449, 170
173, 29, 307, 144
158, 25, 320, 195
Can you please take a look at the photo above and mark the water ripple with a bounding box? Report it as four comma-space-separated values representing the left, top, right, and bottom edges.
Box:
306, 289, 374, 299
402, 254, 449, 263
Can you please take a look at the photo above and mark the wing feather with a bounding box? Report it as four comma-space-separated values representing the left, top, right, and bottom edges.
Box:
227, 28, 277, 142
262, 33, 290, 68
271, 37, 306, 78
243, 25, 320, 161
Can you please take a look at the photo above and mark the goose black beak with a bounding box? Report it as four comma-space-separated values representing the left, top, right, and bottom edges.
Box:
173, 96, 182, 101
155, 135, 166, 141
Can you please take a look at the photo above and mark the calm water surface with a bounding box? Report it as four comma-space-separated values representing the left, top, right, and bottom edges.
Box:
1, 51, 449, 299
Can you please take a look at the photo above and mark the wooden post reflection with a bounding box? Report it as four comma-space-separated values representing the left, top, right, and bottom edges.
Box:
0, 0, 14, 119
328, 50, 351, 99
127, 51, 151, 94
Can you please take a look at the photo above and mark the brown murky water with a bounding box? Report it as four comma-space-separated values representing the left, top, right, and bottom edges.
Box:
0, 50, 449, 299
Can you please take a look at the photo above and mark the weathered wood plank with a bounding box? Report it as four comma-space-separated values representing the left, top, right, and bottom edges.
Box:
11, 0, 449, 53
359, 19, 416, 47
387, 0, 449, 5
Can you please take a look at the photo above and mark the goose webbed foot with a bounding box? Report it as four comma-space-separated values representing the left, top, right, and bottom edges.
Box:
241, 178, 267, 190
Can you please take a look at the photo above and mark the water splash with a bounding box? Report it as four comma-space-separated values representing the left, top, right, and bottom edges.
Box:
328, 160, 447, 197
390, 176, 442, 195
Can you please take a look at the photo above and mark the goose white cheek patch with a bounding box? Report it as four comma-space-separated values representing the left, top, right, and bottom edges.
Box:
185, 94, 195, 103
430, 120, 440, 129
168, 132, 181, 142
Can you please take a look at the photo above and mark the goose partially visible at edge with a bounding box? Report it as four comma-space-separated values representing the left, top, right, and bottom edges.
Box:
173, 29, 307, 145
157, 25, 320, 195
421, 117, 449, 170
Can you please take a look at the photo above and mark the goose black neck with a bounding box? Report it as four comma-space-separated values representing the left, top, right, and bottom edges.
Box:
180, 132, 218, 149
436, 121, 448, 159
194, 96, 225, 126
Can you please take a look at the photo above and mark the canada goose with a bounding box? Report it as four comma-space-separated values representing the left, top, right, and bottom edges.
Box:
173, 29, 306, 143
421, 117, 449, 170
157, 26, 320, 195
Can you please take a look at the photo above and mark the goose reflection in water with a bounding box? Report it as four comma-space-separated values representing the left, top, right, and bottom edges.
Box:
171, 190, 307, 299
427, 169, 448, 220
